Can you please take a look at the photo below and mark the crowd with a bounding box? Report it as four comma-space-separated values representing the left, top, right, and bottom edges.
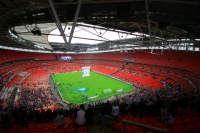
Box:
18, 87, 62, 110
0, 86, 199, 131
0, 76, 200, 130
0, 103, 92, 131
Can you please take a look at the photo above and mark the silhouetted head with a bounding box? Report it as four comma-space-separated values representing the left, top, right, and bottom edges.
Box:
80, 104, 84, 110
113, 101, 117, 105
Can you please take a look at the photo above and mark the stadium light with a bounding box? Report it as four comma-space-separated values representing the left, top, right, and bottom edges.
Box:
31, 27, 41, 36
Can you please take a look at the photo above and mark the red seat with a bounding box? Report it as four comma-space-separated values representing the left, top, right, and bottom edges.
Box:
42, 130, 54, 133
146, 131, 155, 133
132, 126, 144, 133
65, 127, 75, 133
77, 126, 87, 133
183, 118, 191, 125
172, 125, 187, 133
154, 122, 165, 128
196, 122, 200, 132
124, 125, 134, 133
113, 122, 123, 131
54, 129, 65, 133
174, 119, 182, 126
192, 117, 200, 123
185, 123, 198, 133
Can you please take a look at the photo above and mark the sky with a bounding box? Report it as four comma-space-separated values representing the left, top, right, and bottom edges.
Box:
48, 23, 140, 45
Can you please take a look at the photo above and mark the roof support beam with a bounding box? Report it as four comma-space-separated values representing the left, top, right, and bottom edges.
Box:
52, 0, 199, 5
17, 16, 30, 32
49, 0, 69, 48
76, 23, 143, 38
145, 0, 152, 45
68, 0, 82, 46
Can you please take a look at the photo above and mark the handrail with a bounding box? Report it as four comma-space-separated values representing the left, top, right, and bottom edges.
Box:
123, 120, 171, 133
98, 114, 113, 133
104, 115, 113, 120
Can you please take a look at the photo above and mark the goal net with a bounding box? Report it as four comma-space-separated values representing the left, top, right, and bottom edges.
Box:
103, 89, 112, 94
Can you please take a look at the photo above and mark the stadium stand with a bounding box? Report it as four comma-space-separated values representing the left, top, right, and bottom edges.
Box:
0, 49, 200, 133
0, 0, 200, 132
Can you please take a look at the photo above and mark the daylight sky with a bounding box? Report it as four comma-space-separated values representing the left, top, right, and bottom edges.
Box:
48, 23, 141, 45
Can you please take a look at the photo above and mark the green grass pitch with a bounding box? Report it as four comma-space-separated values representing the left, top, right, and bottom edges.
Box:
52, 71, 134, 104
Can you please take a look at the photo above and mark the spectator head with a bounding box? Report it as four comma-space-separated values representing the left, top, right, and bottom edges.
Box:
113, 101, 117, 105
19, 106, 24, 110
58, 110, 63, 115
80, 104, 84, 110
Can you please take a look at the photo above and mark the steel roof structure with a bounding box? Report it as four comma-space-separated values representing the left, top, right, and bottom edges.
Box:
0, 0, 200, 52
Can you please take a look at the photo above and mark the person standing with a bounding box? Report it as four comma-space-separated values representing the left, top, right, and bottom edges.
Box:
111, 101, 119, 121
75, 104, 86, 132
55, 110, 65, 128
18, 106, 28, 128
86, 104, 93, 124
76, 104, 85, 126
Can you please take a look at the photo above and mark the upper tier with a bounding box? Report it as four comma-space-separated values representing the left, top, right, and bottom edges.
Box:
0, 49, 199, 73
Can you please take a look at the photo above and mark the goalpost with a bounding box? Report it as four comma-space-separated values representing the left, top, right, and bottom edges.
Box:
82, 66, 91, 77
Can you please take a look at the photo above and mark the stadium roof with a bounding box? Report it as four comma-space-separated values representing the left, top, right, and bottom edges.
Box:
0, 0, 200, 53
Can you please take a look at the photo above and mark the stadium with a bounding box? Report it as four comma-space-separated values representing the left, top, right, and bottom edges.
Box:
0, 0, 200, 133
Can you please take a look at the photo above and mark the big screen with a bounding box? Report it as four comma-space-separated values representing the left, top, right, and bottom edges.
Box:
82, 66, 90, 77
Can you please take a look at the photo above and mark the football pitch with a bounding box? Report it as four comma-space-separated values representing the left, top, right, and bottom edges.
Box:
52, 71, 134, 104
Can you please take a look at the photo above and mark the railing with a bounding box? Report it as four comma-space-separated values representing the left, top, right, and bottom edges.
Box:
98, 114, 113, 133
123, 120, 171, 133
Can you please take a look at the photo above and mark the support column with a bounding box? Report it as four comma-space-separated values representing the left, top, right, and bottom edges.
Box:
145, 0, 152, 45
68, 0, 82, 46
49, 0, 69, 48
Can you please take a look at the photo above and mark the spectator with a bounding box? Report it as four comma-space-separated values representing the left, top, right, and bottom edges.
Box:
130, 102, 138, 117
0, 106, 4, 127
179, 93, 189, 115
138, 98, 146, 116
101, 100, 111, 116
85, 104, 93, 124
158, 108, 174, 125
18, 106, 28, 128
55, 110, 65, 128
111, 101, 119, 121
75, 104, 86, 132
76, 104, 86, 126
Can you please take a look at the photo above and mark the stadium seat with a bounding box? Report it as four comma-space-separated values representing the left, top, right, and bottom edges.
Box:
124, 125, 134, 133
183, 118, 192, 125
146, 131, 156, 133
154, 122, 165, 129
54, 129, 65, 133
172, 125, 187, 133
18, 129, 29, 133
113, 122, 123, 132
196, 122, 200, 132
173, 119, 182, 126
65, 127, 75, 133
42, 130, 54, 133
132, 126, 144, 133
185, 123, 198, 133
